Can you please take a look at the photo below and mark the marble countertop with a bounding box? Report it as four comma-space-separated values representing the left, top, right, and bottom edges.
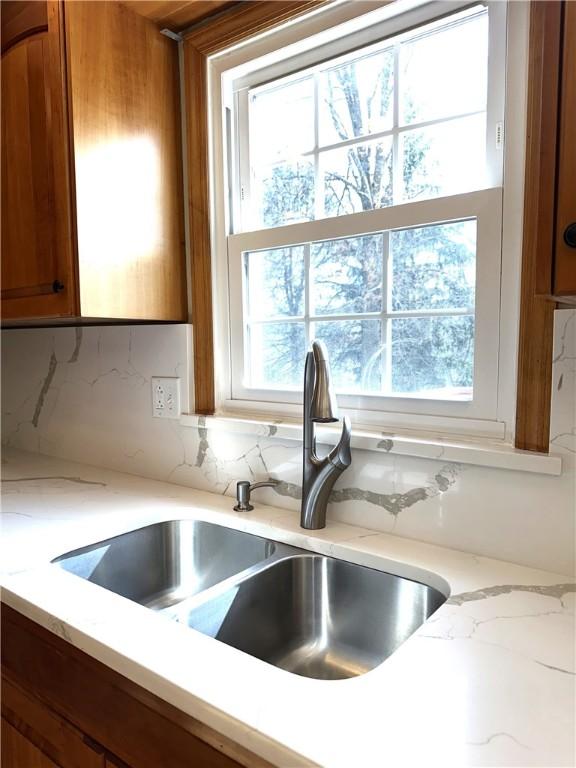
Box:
1, 448, 574, 767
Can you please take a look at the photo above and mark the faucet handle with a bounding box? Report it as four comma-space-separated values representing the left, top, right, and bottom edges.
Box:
329, 416, 352, 469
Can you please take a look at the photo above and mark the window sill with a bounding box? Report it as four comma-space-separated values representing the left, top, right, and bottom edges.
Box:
179, 413, 562, 476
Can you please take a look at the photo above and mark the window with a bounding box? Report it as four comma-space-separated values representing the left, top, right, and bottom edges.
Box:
214, 1, 508, 432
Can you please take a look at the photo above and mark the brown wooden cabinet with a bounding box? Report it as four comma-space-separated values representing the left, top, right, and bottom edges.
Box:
553, 0, 576, 297
2, 677, 106, 768
530, 0, 576, 304
2, 718, 62, 768
1, 1, 186, 325
1, 604, 272, 768
516, 0, 576, 452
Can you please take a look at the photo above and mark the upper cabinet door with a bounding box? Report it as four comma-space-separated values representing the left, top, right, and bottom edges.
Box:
64, 1, 186, 321
554, 0, 576, 297
1, 2, 77, 320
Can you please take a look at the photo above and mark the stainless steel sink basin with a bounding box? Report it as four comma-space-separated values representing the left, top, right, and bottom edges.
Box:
53, 520, 447, 679
186, 554, 446, 680
53, 520, 275, 609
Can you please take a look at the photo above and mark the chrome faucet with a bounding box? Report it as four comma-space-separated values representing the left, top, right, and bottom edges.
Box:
301, 341, 352, 530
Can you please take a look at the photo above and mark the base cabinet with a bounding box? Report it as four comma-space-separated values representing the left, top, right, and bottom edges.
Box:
2, 718, 62, 768
1, 605, 271, 768
2, 676, 105, 768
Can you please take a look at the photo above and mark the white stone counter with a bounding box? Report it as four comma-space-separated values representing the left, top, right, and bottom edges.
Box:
1, 448, 574, 767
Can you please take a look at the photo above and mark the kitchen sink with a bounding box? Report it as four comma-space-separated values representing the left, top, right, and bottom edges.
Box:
185, 554, 445, 680
53, 520, 447, 679
53, 520, 276, 609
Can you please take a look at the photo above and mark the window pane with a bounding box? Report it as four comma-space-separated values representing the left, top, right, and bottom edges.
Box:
400, 13, 488, 126
390, 316, 474, 397
401, 114, 486, 202
247, 323, 306, 389
318, 48, 394, 145
314, 319, 382, 393
390, 221, 476, 312
245, 247, 305, 319
311, 234, 383, 315
322, 137, 393, 216
250, 77, 314, 164
253, 158, 315, 228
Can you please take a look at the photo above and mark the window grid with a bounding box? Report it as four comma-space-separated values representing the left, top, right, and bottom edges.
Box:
243, 222, 476, 395
247, 8, 488, 225
382, 231, 391, 393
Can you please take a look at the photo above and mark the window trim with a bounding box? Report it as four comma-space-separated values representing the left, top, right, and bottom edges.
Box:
214, 0, 506, 433
182, 0, 553, 450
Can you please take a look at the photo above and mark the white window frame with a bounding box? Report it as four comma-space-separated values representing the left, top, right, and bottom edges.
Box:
207, 0, 526, 440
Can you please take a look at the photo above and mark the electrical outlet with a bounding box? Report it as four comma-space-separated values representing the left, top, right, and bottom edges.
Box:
152, 377, 181, 419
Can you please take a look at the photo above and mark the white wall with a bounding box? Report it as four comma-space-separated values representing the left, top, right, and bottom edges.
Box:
2, 311, 574, 575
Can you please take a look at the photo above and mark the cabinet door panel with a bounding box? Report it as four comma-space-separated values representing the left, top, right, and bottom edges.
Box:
1, 1, 76, 321
1, 0, 48, 52
1, 717, 61, 768
554, 0, 576, 296
65, 1, 186, 321
2, 677, 105, 768
1, 35, 56, 294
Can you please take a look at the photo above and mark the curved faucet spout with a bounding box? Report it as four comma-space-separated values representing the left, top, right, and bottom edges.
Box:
300, 342, 352, 530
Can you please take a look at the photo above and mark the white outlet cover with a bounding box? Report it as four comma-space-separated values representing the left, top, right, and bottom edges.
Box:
152, 377, 181, 419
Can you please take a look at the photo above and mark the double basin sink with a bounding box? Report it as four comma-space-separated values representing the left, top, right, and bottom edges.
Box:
53, 520, 447, 680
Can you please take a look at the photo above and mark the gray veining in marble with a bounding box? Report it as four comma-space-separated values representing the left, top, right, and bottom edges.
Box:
1, 475, 107, 487
68, 328, 83, 364
242, 464, 459, 518
329, 463, 459, 515
32, 352, 58, 427
552, 312, 575, 364
195, 416, 210, 468
448, 583, 576, 605
467, 732, 530, 750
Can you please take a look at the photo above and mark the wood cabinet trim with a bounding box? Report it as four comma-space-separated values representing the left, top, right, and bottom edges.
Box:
120, 1, 241, 32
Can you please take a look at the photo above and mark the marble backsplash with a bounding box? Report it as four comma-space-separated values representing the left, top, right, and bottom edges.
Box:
2, 311, 575, 575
